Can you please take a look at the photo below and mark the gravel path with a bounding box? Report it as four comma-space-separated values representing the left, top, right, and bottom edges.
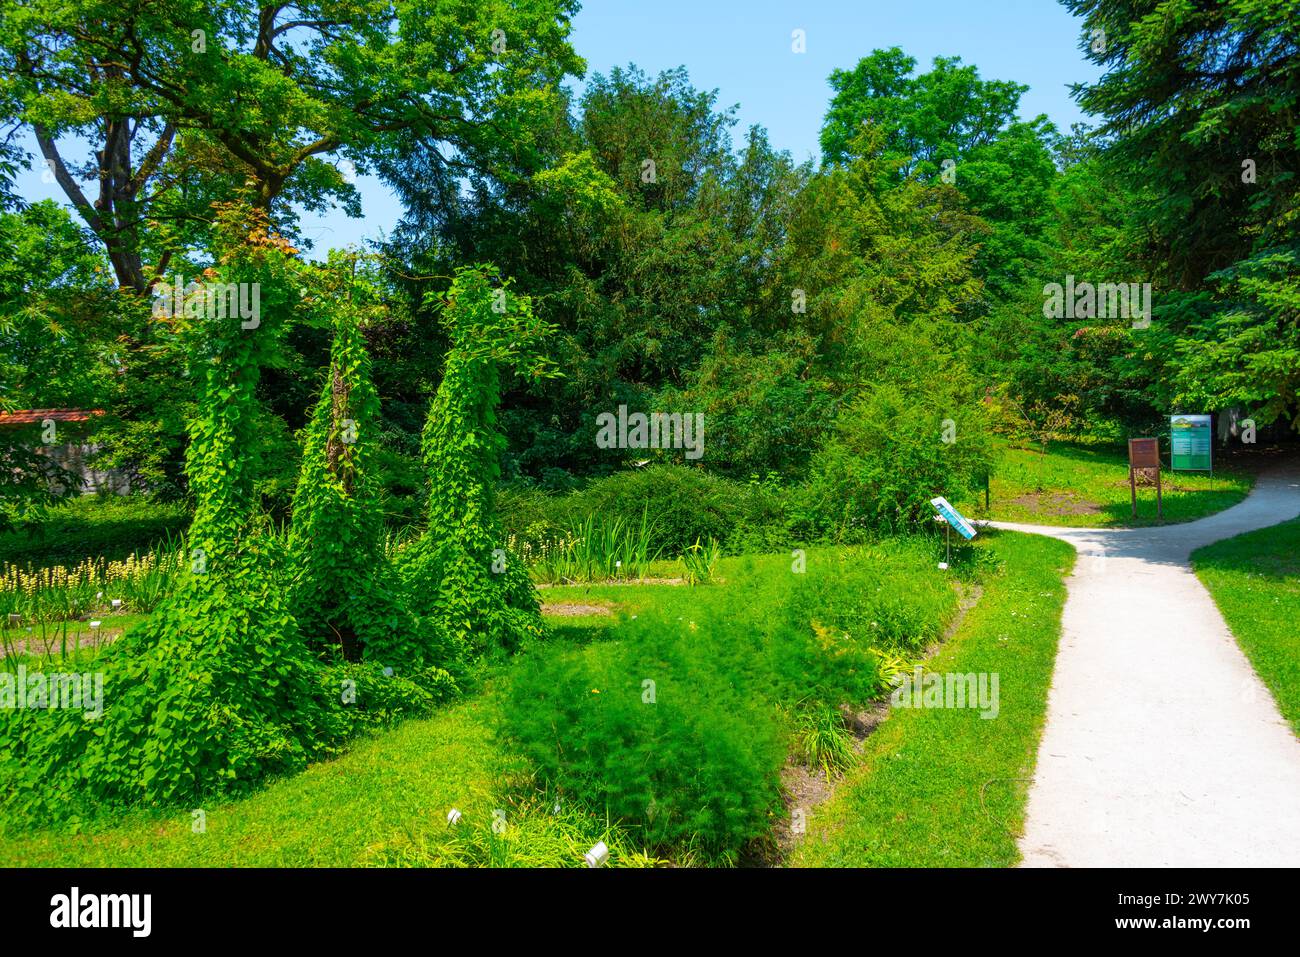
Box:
987, 461, 1300, 867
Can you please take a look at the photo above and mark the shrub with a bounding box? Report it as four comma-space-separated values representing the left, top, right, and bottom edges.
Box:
656, 339, 838, 477
0, 496, 188, 567
497, 540, 962, 860
780, 541, 955, 656
319, 661, 459, 741
1, 539, 334, 822
807, 383, 994, 536
574, 465, 741, 553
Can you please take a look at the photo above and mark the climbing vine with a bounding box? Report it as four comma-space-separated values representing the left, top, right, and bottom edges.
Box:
287, 255, 453, 673
2, 208, 333, 817
401, 265, 560, 658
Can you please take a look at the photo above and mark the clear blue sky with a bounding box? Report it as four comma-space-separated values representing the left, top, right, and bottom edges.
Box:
18, 0, 1099, 257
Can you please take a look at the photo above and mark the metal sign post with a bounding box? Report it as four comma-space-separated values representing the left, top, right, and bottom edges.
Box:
930, 497, 976, 570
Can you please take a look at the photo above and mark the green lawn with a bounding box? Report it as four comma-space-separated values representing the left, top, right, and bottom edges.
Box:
2, 539, 1072, 867
960, 440, 1253, 527
0, 574, 735, 866
1193, 518, 1300, 735
793, 531, 1074, 867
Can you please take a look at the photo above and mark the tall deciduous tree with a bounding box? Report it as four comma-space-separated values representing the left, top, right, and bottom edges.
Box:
820, 49, 1059, 306
0, 0, 584, 291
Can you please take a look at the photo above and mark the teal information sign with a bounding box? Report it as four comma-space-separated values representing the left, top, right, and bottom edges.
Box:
930, 496, 977, 540
1170, 414, 1212, 471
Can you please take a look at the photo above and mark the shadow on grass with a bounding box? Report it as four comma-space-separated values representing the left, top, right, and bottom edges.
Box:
545, 620, 616, 646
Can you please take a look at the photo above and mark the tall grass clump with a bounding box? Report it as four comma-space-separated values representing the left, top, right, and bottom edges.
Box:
793, 704, 857, 781
529, 510, 663, 584
681, 536, 721, 584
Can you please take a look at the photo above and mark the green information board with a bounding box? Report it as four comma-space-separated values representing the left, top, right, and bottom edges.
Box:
1170, 414, 1212, 471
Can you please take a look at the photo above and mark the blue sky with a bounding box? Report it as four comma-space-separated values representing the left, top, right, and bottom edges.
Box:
17, 0, 1099, 256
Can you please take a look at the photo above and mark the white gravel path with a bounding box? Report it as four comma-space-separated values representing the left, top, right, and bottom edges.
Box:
986, 461, 1300, 867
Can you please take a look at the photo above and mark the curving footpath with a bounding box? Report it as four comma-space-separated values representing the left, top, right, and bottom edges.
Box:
986, 462, 1300, 867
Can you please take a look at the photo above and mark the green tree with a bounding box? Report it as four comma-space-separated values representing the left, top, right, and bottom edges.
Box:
0, 201, 122, 529
1063, 0, 1300, 428
821, 50, 1059, 306
1, 0, 584, 290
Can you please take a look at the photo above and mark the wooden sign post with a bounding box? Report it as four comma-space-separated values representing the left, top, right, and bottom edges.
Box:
1128, 437, 1162, 520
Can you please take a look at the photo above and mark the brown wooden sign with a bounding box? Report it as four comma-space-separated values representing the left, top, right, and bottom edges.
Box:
1127, 438, 1162, 519
1128, 437, 1159, 469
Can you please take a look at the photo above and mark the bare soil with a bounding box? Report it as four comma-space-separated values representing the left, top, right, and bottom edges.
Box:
540, 602, 614, 618
1009, 492, 1102, 516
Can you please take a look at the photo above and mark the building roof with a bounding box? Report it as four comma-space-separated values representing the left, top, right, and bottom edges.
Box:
0, 409, 103, 428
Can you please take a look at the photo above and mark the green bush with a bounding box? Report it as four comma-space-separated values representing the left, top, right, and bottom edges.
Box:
320, 661, 459, 740
574, 466, 741, 553
500, 465, 793, 556
0, 497, 189, 567
807, 384, 994, 536
0, 539, 333, 822
498, 541, 957, 860
780, 541, 955, 656
656, 340, 838, 477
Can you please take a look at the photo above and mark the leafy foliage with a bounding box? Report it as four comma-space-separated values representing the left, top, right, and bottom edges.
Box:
399, 266, 558, 658
499, 540, 958, 861
809, 382, 994, 535
2, 210, 334, 817
287, 257, 446, 670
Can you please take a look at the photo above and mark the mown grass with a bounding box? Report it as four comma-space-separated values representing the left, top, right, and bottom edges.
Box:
2, 536, 1065, 867
961, 440, 1254, 527
792, 531, 1074, 867
1193, 518, 1300, 735
0, 689, 657, 867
